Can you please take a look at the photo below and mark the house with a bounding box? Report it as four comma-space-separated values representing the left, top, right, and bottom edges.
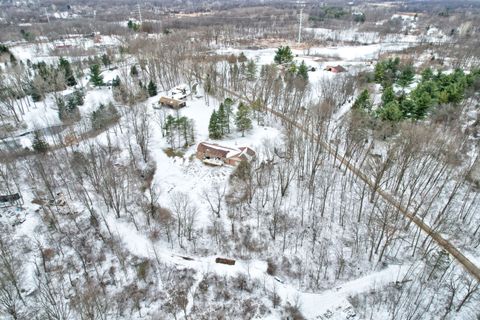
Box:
159, 96, 187, 109
324, 65, 347, 73
196, 142, 256, 166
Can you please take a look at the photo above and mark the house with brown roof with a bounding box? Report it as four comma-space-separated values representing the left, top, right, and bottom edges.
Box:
159, 96, 187, 109
196, 142, 256, 166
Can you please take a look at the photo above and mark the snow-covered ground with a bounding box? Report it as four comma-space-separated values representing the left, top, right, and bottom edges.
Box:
1, 25, 479, 319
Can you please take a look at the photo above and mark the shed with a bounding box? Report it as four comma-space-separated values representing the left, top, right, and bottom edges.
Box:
159, 96, 186, 109
324, 65, 347, 73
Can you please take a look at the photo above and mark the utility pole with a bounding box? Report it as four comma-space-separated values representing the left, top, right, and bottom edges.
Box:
137, 3, 142, 24
297, 2, 305, 43
44, 8, 50, 24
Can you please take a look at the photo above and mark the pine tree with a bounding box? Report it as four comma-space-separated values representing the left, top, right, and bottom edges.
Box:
30, 85, 43, 102
131, 65, 138, 77
101, 54, 111, 68
381, 86, 396, 106
59, 57, 77, 86
32, 132, 49, 153
377, 100, 403, 122
223, 98, 234, 133
91, 103, 118, 130
297, 60, 309, 80
89, 64, 104, 86
400, 99, 415, 118
421, 68, 434, 81
147, 80, 157, 97
235, 102, 252, 137
74, 90, 84, 106
246, 59, 257, 81
208, 110, 222, 139
112, 76, 121, 87
374, 62, 386, 84
397, 64, 415, 88
57, 97, 67, 121
274, 46, 294, 64
238, 52, 248, 63
352, 89, 372, 111
217, 103, 228, 135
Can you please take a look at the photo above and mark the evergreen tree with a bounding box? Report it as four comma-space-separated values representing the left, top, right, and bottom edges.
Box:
235, 102, 252, 137
57, 97, 67, 121
377, 100, 402, 122
246, 59, 257, 81
89, 64, 104, 86
400, 99, 415, 118
59, 57, 77, 86
32, 132, 49, 153
91, 103, 119, 130
381, 86, 396, 106
101, 54, 111, 68
217, 103, 229, 135
374, 61, 386, 84
59, 95, 80, 122
208, 110, 222, 139
112, 75, 121, 87
147, 80, 157, 97
397, 64, 415, 88
421, 67, 434, 81
274, 46, 294, 64
412, 91, 433, 119
30, 85, 43, 102
223, 98, 234, 133
352, 89, 372, 111
74, 90, 84, 105
238, 52, 248, 63
130, 65, 138, 77
297, 60, 309, 80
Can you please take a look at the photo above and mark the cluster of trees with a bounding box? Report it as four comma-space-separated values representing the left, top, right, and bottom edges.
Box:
208, 98, 253, 139
30, 59, 77, 102
374, 57, 415, 88
59, 57, 77, 87
273, 46, 309, 81
57, 90, 84, 123
355, 59, 480, 121
208, 99, 232, 139
32, 132, 49, 153
162, 114, 195, 149
127, 20, 141, 32
91, 103, 119, 130
308, 6, 347, 21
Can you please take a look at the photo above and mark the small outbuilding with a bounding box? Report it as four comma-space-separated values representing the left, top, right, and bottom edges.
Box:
324, 65, 347, 73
